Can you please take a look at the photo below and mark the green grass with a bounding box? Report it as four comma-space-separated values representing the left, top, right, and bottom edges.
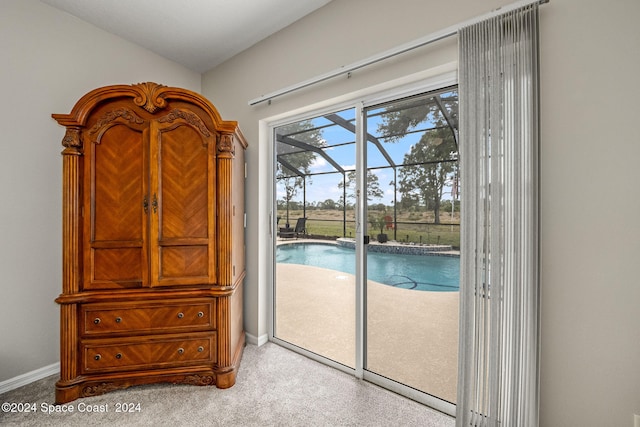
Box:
279, 209, 460, 248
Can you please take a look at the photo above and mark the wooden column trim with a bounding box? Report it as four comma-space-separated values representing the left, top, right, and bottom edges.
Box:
216, 133, 235, 286
61, 128, 82, 295
58, 127, 82, 391
217, 295, 231, 368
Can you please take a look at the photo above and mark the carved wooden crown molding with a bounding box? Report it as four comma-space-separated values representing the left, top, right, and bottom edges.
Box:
61, 128, 81, 149
158, 109, 211, 138
133, 82, 168, 113
217, 133, 235, 155
89, 108, 145, 132
88, 108, 145, 141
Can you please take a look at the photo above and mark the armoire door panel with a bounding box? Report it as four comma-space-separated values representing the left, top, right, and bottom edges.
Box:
150, 114, 216, 286
85, 122, 149, 289
92, 125, 145, 242
159, 246, 208, 281
158, 125, 209, 239
90, 247, 144, 287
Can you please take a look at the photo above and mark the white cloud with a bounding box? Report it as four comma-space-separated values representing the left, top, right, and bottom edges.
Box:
309, 156, 327, 173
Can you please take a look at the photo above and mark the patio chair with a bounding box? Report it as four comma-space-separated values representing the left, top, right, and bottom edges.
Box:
293, 217, 307, 238
384, 215, 394, 230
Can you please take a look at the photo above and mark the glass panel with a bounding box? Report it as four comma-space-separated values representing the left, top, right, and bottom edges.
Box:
274, 108, 356, 368
365, 88, 460, 403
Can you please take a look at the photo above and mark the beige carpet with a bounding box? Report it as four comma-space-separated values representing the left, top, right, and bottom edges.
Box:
0, 342, 454, 426
275, 263, 459, 404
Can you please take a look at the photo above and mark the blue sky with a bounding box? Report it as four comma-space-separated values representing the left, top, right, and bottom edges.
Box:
276, 95, 458, 206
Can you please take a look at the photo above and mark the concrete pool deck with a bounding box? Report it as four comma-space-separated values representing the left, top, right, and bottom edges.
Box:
274, 239, 459, 404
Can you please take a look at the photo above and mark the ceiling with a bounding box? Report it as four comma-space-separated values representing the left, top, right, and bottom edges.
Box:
41, 0, 332, 73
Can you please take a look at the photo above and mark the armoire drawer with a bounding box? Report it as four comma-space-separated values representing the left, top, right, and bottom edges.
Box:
81, 333, 216, 373
82, 300, 215, 335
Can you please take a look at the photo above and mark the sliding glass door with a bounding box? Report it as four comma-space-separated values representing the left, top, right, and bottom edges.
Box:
363, 89, 459, 404
273, 108, 357, 368
272, 85, 460, 410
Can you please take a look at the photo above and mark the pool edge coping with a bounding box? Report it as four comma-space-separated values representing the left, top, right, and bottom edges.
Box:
276, 237, 460, 258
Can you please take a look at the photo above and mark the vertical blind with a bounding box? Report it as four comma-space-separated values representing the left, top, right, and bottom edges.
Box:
457, 3, 540, 427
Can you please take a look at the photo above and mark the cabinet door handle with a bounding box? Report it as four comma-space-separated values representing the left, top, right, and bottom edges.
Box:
152, 193, 158, 213
94, 354, 101, 361
143, 196, 149, 214
177, 348, 184, 355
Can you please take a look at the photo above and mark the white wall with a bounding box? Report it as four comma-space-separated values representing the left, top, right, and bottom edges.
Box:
202, 0, 640, 426
538, 1, 640, 425
0, 0, 200, 382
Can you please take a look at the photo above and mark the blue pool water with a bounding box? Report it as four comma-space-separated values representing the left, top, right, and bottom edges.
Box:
276, 243, 459, 292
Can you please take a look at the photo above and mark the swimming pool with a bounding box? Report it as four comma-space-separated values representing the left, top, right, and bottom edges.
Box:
276, 243, 459, 292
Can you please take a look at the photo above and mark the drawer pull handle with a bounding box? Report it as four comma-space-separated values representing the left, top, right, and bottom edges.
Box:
115, 353, 122, 359
177, 312, 184, 319
93, 318, 101, 324
198, 346, 204, 352
94, 354, 101, 361
177, 348, 184, 355
197, 311, 204, 318
115, 317, 122, 323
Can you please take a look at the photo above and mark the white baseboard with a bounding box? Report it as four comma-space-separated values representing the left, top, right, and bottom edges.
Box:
0, 363, 60, 395
245, 332, 269, 346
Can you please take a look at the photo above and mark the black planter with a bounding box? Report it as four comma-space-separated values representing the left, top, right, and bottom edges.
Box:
377, 233, 388, 243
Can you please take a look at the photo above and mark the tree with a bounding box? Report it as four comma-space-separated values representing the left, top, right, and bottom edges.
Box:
275, 120, 324, 225
398, 127, 457, 223
337, 170, 384, 204
320, 198, 337, 210
375, 91, 459, 224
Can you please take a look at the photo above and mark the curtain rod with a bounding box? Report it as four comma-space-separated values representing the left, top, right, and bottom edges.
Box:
248, 0, 548, 106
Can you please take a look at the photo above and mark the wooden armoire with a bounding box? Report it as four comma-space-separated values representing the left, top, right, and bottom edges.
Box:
53, 82, 246, 404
